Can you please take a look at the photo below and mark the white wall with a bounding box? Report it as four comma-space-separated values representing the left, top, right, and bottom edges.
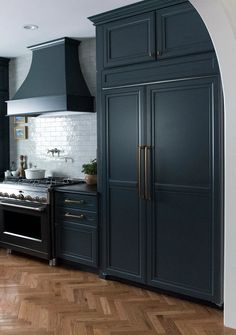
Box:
190, 0, 236, 329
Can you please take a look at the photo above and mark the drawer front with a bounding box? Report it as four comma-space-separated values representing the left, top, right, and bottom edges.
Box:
56, 223, 97, 267
56, 208, 97, 227
55, 192, 97, 212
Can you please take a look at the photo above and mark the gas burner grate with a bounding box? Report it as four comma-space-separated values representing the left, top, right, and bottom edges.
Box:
3, 177, 84, 187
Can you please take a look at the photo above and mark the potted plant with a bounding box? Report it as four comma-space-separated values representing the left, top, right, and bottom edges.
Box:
81, 158, 97, 185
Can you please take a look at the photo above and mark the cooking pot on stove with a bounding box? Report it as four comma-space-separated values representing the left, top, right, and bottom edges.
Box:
25, 169, 46, 179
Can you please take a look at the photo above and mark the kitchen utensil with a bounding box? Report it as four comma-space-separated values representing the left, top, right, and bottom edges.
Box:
25, 169, 46, 179
11, 170, 19, 177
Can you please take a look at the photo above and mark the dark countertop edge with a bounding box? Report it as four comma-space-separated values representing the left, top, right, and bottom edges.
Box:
54, 183, 97, 195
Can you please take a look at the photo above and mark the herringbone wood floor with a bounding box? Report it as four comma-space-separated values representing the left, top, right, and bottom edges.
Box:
0, 249, 234, 335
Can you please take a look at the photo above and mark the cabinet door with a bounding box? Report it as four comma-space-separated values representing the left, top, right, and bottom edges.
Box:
103, 12, 155, 68
102, 87, 146, 283
147, 77, 223, 304
0, 92, 7, 117
0, 117, 9, 178
56, 222, 97, 267
156, 3, 213, 59
0, 64, 8, 91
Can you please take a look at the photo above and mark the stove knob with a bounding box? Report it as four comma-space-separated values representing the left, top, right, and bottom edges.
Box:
25, 196, 32, 201
4, 193, 9, 197
17, 194, 24, 200
0, 192, 3, 196
35, 196, 40, 202
41, 197, 47, 203
10, 194, 16, 199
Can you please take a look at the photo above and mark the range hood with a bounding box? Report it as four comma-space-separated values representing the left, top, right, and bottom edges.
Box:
7, 37, 94, 116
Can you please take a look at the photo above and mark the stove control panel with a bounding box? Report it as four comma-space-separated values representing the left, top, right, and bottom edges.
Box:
0, 187, 49, 204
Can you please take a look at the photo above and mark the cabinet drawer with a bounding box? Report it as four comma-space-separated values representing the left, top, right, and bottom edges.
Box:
55, 192, 97, 212
56, 223, 97, 267
56, 208, 97, 227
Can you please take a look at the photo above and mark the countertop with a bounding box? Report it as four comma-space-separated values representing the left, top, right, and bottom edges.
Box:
54, 182, 97, 195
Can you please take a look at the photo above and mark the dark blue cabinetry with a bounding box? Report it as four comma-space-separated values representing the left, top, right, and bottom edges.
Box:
156, 3, 213, 59
146, 77, 223, 303
55, 190, 98, 268
0, 58, 9, 178
99, 1, 213, 68
103, 12, 155, 68
102, 87, 146, 283
90, 0, 223, 305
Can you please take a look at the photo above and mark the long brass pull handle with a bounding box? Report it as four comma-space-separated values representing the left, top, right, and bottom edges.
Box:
65, 213, 85, 220
144, 146, 152, 201
65, 199, 85, 205
138, 146, 145, 199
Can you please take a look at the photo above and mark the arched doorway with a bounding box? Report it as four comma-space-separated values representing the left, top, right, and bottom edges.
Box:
190, 0, 236, 329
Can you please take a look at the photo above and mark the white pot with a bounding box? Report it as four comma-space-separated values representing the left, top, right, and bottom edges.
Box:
25, 169, 46, 179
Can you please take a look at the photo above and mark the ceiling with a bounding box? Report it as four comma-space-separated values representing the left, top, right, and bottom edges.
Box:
0, 0, 142, 58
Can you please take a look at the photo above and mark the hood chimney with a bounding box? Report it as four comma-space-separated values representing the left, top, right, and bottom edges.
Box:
7, 37, 94, 116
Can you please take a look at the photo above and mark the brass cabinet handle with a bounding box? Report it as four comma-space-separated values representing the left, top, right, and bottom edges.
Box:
65, 199, 85, 205
149, 51, 156, 58
144, 146, 152, 201
138, 145, 145, 199
65, 212, 85, 220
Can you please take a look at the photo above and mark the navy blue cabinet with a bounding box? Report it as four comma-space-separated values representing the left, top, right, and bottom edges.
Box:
146, 77, 223, 303
101, 75, 223, 304
103, 12, 155, 68
55, 191, 98, 268
156, 3, 213, 59
90, 0, 223, 305
99, 1, 213, 68
0, 60, 9, 93
102, 87, 146, 283
0, 58, 9, 178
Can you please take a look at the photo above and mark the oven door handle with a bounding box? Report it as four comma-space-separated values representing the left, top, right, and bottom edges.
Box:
0, 201, 47, 212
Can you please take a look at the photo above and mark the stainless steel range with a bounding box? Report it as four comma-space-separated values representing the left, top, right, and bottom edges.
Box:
0, 177, 83, 265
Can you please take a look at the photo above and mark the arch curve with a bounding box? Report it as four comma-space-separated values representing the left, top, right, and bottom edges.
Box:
190, 0, 236, 329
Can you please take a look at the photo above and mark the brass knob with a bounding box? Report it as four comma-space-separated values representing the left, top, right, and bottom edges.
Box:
156, 50, 162, 57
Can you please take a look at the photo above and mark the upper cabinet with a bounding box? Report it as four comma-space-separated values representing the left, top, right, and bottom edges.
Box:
101, 2, 213, 68
156, 3, 213, 59
0, 57, 9, 117
103, 12, 156, 68
0, 57, 9, 178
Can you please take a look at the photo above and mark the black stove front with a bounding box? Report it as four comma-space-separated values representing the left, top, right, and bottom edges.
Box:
0, 177, 83, 265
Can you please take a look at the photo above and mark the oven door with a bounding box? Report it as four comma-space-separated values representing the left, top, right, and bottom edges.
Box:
0, 200, 51, 259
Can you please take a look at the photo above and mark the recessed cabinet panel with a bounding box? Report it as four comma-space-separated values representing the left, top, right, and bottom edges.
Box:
0, 93, 7, 117
104, 87, 145, 283
57, 223, 97, 267
150, 79, 213, 188
0, 66, 8, 91
104, 12, 155, 67
146, 76, 220, 302
148, 191, 212, 299
107, 90, 140, 182
108, 187, 143, 280
157, 3, 213, 59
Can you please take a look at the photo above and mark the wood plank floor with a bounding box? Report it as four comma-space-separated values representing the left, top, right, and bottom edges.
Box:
0, 249, 235, 335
